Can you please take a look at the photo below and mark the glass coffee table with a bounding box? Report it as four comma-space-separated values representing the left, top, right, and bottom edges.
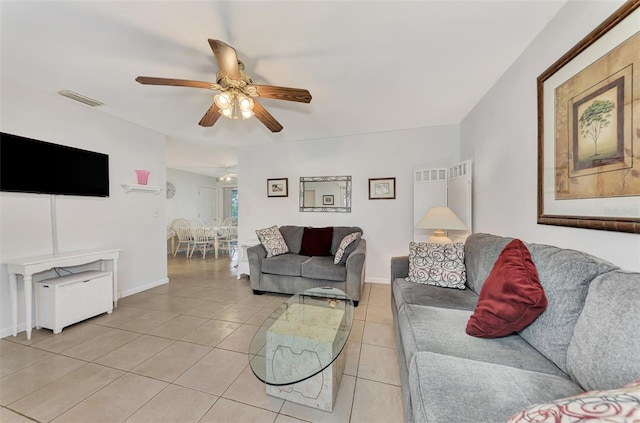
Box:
248, 287, 354, 412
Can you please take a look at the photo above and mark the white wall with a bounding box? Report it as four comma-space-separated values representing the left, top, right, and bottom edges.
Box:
166, 168, 221, 225
460, 0, 639, 272
238, 125, 460, 283
0, 77, 169, 337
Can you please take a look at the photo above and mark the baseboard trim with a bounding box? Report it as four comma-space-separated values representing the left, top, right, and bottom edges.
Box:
365, 277, 389, 284
119, 277, 169, 299
1, 277, 170, 339
0, 323, 27, 339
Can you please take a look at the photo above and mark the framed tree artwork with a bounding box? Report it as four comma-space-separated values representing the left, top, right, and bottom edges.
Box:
537, 2, 639, 233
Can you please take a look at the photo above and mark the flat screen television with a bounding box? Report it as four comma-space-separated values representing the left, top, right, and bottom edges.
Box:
0, 132, 110, 197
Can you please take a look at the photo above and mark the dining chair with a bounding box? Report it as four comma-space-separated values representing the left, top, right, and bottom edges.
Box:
217, 225, 238, 257
219, 216, 234, 228
189, 218, 206, 228
171, 218, 193, 257
189, 226, 213, 259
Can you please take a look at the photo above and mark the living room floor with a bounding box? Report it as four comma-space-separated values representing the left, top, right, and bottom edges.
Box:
0, 255, 404, 422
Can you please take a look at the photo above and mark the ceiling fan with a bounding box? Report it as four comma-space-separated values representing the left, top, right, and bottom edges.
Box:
136, 39, 312, 133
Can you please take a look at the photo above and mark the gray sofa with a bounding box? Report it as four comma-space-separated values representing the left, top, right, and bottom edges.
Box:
248, 226, 366, 305
391, 233, 640, 422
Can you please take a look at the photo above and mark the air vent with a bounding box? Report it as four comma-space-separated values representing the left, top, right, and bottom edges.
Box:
58, 90, 103, 107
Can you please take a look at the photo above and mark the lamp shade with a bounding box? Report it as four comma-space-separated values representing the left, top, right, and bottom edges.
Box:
416, 207, 467, 231
416, 207, 467, 244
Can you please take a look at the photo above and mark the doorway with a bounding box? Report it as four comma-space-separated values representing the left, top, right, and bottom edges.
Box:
198, 186, 218, 226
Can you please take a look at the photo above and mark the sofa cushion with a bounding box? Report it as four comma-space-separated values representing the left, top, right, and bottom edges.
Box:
567, 270, 640, 391
334, 232, 361, 264
255, 225, 289, 258
409, 352, 583, 423
397, 304, 567, 378
261, 253, 310, 277
517, 243, 619, 373
330, 227, 363, 255
507, 378, 640, 423
466, 239, 547, 338
301, 256, 346, 281
464, 233, 513, 294
405, 242, 466, 289
279, 226, 304, 254
299, 227, 334, 256
392, 278, 478, 313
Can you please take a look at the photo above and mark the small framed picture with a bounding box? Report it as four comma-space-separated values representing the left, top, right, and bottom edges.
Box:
267, 178, 288, 197
369, 177, 396, 200
322, 195, 334, 205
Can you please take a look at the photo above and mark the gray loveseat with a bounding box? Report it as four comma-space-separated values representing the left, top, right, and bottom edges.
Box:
248, 226, 366, 305
391, 233, 640, 422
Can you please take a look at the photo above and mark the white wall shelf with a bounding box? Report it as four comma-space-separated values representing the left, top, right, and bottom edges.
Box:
121, 184, 162, 194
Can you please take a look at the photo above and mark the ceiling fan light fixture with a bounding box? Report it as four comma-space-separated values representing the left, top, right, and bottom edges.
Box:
136, 39, 310, 132
216, 90, 254, 120
238, 96, 254, 112
214, 92, 231, 110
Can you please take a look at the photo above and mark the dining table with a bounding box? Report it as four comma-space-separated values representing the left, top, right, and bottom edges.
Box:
203, 226, 222, 258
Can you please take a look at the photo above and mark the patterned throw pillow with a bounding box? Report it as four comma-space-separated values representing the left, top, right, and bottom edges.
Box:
255, 225, 289, 258
405, 242, 466, 289
507, 379, 640, 422
334, 232, 361, 264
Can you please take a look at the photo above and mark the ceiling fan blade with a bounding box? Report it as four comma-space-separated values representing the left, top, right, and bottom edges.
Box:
252, 101, 283, 133
208, 39, 241, 80
135, 76, 216, 90
199, 104, 222, 127
251, 85, 312, 103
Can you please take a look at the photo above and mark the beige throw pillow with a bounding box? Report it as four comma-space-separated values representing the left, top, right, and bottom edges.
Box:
255, 225, 289, 258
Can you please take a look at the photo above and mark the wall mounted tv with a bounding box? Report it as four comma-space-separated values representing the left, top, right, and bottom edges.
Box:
0, 132, 110, 197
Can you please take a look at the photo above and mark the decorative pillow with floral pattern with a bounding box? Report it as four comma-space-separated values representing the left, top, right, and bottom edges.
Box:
255, 225, 289, 258
507, 379, 640, 422
405, 242, 466, 289
334, 232, 361, 264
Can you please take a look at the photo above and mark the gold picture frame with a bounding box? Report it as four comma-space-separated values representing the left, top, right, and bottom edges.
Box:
537, 2, 639, 233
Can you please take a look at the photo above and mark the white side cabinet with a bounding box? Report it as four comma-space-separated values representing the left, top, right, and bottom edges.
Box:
35, 270, 113, 334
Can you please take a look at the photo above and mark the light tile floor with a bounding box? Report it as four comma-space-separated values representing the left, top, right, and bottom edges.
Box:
0, 255, 404, 422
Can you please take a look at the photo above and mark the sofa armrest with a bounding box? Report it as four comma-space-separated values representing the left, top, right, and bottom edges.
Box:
247, 244, 267, 290
390, 256, 409, 282
345, 238, 366, 303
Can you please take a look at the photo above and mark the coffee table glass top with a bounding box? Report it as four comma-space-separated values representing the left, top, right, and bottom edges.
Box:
248, 287, 354, 386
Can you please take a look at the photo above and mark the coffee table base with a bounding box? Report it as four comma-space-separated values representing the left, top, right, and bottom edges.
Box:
266, 347, 346, 412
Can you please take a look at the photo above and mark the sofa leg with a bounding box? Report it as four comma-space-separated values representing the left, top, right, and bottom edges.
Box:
253, 290, 264, 295
353, 301, 359, 307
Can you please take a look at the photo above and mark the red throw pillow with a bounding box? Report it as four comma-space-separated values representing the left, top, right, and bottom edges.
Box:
299, 227, 334, 256
466, 239, 547, 338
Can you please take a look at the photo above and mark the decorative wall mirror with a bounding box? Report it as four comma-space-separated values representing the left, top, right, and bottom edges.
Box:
299, 176, 352, 212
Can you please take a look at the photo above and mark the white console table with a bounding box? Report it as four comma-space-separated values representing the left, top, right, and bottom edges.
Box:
6, 249, 120, 340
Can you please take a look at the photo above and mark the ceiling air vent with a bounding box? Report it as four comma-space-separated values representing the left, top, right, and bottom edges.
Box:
58, 90, 103, 107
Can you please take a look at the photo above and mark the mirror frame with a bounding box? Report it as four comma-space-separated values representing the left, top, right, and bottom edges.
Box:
299, 176, 352, 212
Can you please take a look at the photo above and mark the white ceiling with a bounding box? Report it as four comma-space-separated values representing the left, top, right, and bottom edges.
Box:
1, 1, 566, 178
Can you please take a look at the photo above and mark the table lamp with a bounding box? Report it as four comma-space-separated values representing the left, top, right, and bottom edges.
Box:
416, 206, 467, 244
